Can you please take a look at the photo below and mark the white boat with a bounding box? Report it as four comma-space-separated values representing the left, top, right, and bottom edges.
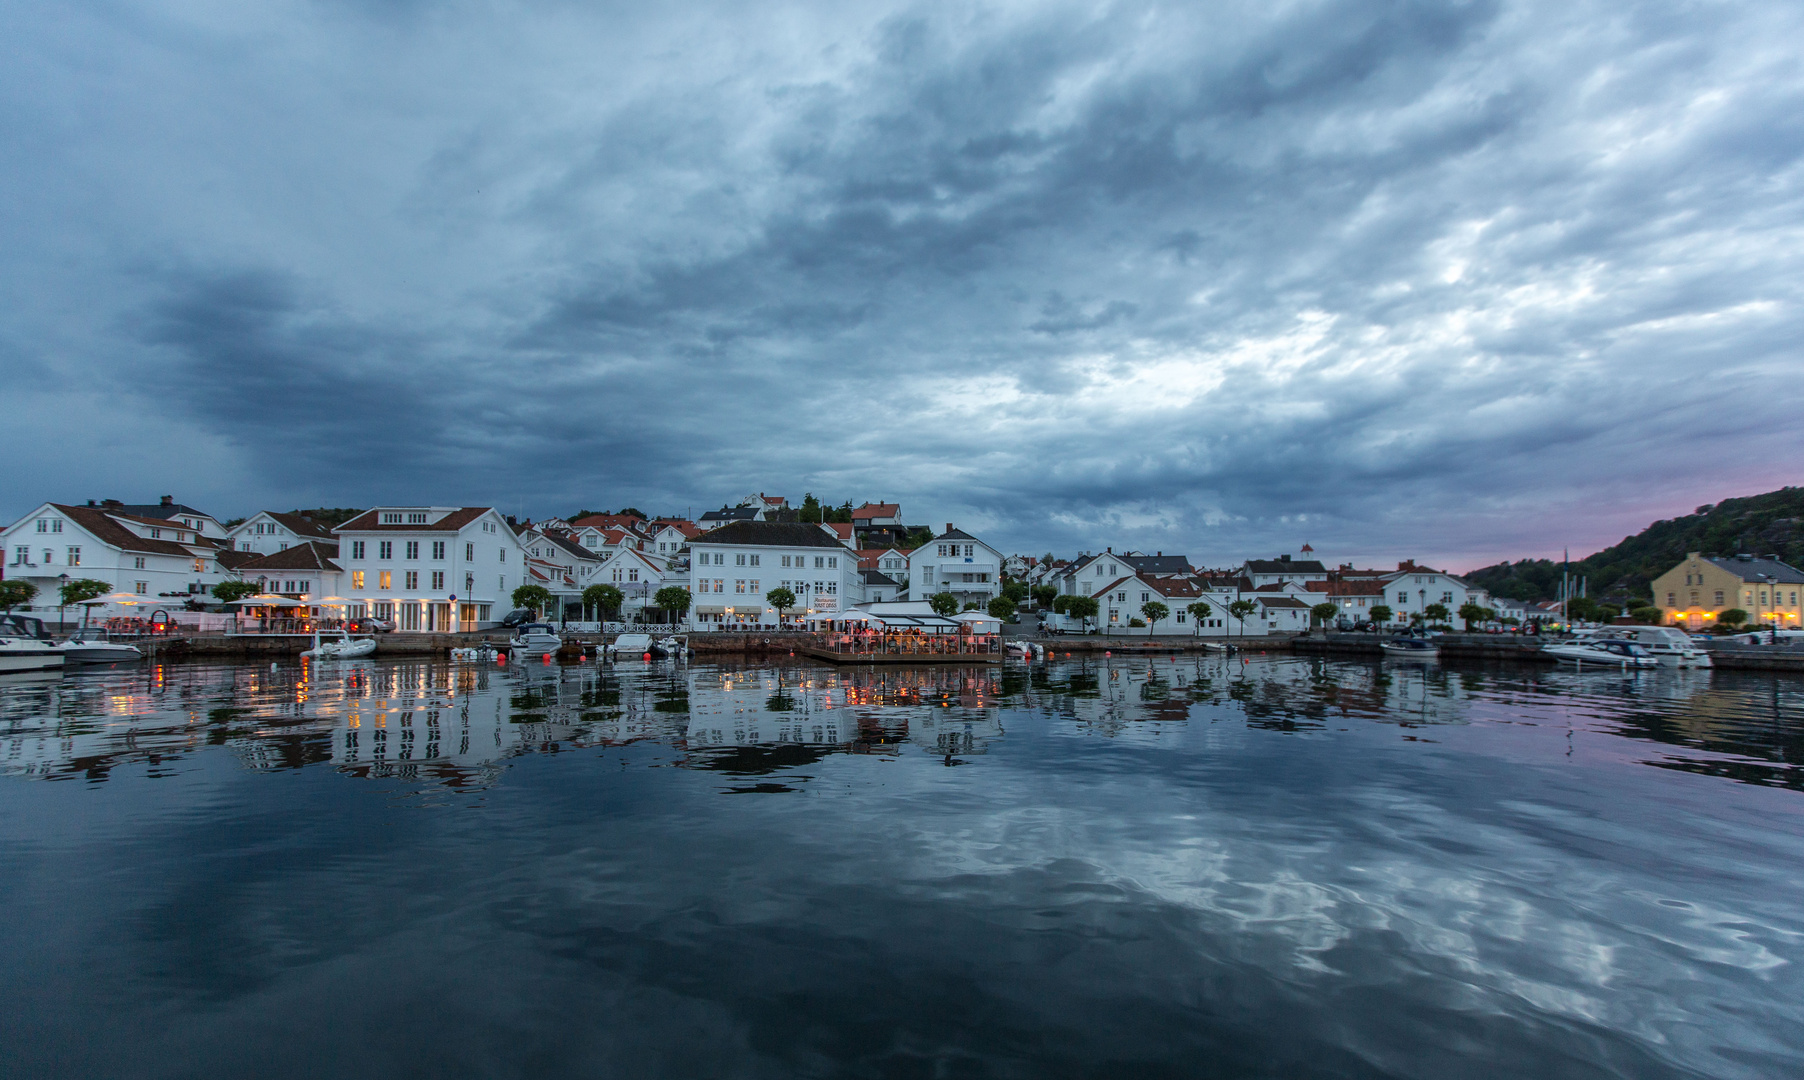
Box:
509, 623, 564, 657
59, 627, 145, 665
1379, 636, 1439, 659
450, 644, 501, 663
0, 635, 65, 673
1543, 638, 1659, 669
301, 630, 378, 660
1575, 627, 1711, 668
654, 635, 687, 658
611, 633, 654, 658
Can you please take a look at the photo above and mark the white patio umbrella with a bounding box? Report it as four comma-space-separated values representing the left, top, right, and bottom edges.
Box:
229, 594, 309, 607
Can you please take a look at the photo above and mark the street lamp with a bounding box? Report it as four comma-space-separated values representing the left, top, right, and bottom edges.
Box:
57, 573, 69, 632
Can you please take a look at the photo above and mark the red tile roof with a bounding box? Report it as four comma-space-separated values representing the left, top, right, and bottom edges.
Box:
51, 504, 201, 557
236, 542, 343, 573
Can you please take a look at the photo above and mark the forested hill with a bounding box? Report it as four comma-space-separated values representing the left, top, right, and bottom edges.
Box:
1463, 486, 1804, 603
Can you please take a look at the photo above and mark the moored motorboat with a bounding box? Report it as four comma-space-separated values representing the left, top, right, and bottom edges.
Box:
0, 635, 65, 673
509, 623, 563, 657
301, 630, 379, 660
1575, 627, 1711, 668
1543, 638, 1659, 669
59, 627, 145, 665
611, 633, 654, 658
1379, 636, 1439, 659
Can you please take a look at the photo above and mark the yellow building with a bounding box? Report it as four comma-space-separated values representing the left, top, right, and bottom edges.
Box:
1654, 552, 1804, 630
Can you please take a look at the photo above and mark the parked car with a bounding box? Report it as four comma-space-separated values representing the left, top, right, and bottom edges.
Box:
499, 608, 534, 628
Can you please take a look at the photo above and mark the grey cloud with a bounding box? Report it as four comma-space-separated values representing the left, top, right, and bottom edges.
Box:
0, 0, 1800, 567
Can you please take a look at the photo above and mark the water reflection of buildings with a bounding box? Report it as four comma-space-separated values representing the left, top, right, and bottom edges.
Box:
2, 656, 1798, 791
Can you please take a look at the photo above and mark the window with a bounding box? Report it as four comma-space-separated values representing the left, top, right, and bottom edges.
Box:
1441, 591, 1453, 603
812, 556, 823, 568
382, 513, 402, 524
193, 558, 204, 573
405, 571, 419, 590
696, 580, 709, 593
1141, 591, 1150, 602
351, 541, 365, 560
149, 527, 160, 539
432, 541, 445, 560
781, 555, 791, 568
714, 579, 724, 593
735, 553, 746, 566
379, 571, 392, 590
735, 580, 746, 593
134, 556, 146, 570
499, 548, 506, 562
1397, 593, 1407, 604
923, 567, 934, 585
749, 554, 760, 566
1715, 591, 1725, 605
352, 571, 365, 590
407, 512, 427, 524
465, 572, 474, 592
1176, 612, 1185, 623
135, 581, 148, 594
628, 568, 638, 582
827, 556, 837, 568
715, 553, 726, 565
965, 545, 974, 557
35, 519, 47, 533
12, 546, 28, 564
1117, 592, 1127, 602
379, 541, 393, 559
277, 542, 287, 551
432, 571, 445, 590
466, 543, 474, 560
405, 541, 420, 560
1667, 592, 1675, 606
67, 547, 80, 566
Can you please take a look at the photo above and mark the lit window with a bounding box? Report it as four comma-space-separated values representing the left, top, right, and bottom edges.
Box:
67, 547, 81, 566
379, 571, 392, 590
352, 571, 365, 590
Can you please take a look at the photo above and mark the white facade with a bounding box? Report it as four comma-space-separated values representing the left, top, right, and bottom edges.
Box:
1379, 569, 1490, 622
227, 511, 336, 555
909, 528, 1002, 606
2, 502, 234, 617
688, 525, 859, 628
337, 507, 528, 631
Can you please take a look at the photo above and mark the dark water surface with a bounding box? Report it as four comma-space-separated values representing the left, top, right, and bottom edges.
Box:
2, 654, 1802, 1079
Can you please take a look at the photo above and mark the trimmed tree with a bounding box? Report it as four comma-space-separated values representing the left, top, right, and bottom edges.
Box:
1719, 608, 1749, 629
1370, 604, 1393, 631
987, 595, 1016, 621
929, 591, 960, 617
0, 579, 38, 615
1630, 606, 1663, 625
1031, 584, 1058, 609
1227, 599, 1258, 638
60, 577, 112, 628
1001, 580, 1029, 604
1457, 602, 1487, 631
1423, 603, 1450, 628
1186, 600, 1213, 636
212, 579, 260, 604
653, 585, 692, 626
765, 586, 797, 623
1066, 595, 1099, 632
1141, 600, 1170, 635
511, 584, 553, 619
1310, 602, 1339, 630
583, 583, 623, 623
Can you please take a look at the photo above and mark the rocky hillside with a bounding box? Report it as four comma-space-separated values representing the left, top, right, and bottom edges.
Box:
1464, 486, 1804, 604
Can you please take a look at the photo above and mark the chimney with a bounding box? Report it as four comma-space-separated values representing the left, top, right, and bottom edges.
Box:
87, 500, 96, 507
161, 495, 174, 506
947, 523, 954, 532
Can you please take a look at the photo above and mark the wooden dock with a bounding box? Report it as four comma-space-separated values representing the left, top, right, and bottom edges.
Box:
798, 645, 1001, 665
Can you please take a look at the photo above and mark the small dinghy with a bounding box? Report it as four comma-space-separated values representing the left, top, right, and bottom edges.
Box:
302, 630, 378, 660
450, 644, 502, 663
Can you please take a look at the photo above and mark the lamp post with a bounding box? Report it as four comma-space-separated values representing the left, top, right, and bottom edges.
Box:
57, 573, 69, 633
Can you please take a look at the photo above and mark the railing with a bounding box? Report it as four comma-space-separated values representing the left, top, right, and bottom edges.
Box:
815, 633, 1001, 657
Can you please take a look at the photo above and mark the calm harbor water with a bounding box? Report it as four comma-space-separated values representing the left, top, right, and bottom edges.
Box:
2, 654, 1802, 1079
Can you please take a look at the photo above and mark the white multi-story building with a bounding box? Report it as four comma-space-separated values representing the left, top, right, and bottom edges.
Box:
336, 507, 529, 632
1, 501, 235, 617
1378, 563, 1490, 622
227, 511, 339, 555
688, 521, 859, 628
907, 526, 1002, 609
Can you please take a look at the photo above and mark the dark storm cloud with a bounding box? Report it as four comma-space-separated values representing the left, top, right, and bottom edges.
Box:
2, 0, 1801, 564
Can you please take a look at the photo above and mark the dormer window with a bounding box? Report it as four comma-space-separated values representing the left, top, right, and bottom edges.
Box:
407, 512, 427, 524
381, 513, 402, 524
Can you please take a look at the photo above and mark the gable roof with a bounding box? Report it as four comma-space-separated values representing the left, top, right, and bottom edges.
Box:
1705, 555, 1804, 584
1121, 554, 1193, 575
693, 520, 849, 548
88, 500, 215, 523
336, 507, 492, 533
537, 530, 602, 562
236, 542, 344, 573
861, 570, 901, 587
571, 512, 647, 530
1245, 558, 1329, 575
48, 504, 201, 557
1258, 596, 1310, 609
265, 512, 339, 540
851, 503, 901, 520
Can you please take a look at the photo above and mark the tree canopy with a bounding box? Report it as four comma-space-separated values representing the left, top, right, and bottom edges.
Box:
212, 579, 261, 604
653, 585, 692, 620
987, 595, 1016, 621
511, 584, 553, 616
0, 580, 38, 613
766, 587, 797, 616
583, 583, 623, 616
928, 592, 960, 617
1140, 600, 1169, 634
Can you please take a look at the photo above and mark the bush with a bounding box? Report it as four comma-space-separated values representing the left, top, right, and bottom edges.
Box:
1630, 606, 1663, 624
1127, 617, 1146, 628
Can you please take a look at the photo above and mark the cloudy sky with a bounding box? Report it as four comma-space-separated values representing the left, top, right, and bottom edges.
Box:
3, 0, 1801, 570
